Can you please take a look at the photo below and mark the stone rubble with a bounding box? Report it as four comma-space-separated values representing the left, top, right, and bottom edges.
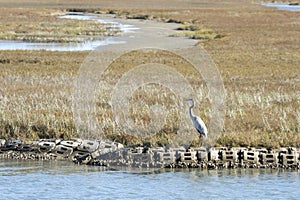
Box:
0, 139, 299, 170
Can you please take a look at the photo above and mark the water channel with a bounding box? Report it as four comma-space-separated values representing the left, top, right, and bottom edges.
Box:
1, 159, 299, 200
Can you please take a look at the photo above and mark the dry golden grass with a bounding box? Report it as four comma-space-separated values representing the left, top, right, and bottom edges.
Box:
0, 50, 83, 140
0, 0, 299, 147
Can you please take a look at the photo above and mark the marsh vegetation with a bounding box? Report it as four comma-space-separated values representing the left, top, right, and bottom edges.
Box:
0, 0, 299, 148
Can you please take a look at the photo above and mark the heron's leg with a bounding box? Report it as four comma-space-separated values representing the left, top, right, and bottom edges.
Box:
199, 134, 203, 147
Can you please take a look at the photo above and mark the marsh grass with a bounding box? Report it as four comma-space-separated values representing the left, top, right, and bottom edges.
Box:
1, 49, 299, 147
174, 25, 223, 40
0, 49, 212, 146
90, 50, 211, 146
176, 30, 221, 40
0, 1, 299, 147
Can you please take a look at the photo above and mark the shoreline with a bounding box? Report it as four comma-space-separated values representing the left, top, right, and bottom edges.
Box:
1, 139, 299, 170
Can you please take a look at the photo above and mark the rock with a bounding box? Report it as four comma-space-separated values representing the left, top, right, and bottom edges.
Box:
1, 138, 299, 170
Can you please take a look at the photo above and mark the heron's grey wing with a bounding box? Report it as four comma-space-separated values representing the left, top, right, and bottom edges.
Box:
194, 116, 208, 137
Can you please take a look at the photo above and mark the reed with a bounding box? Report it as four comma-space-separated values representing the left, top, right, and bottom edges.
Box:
0, 0, 299, 147
1, 48, 299, 147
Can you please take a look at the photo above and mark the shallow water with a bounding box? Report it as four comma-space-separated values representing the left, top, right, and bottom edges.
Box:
0, 14, 135, 52
1, 159, 299, 200
0, 39, 125, 52
262, 3, 300, 12
58, 14, 139, 33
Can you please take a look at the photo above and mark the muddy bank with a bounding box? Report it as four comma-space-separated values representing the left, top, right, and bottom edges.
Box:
1, 139, 299, 170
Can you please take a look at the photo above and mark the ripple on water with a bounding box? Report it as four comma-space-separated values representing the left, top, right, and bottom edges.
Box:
0, 160, 300, 200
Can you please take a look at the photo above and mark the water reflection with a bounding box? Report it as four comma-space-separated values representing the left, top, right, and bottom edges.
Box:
1, 159, 299, 199
0, 159, 107, 176
3, 159, 299, 176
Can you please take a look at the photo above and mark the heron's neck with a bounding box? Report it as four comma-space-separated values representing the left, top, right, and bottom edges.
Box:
189, 103, 195, 118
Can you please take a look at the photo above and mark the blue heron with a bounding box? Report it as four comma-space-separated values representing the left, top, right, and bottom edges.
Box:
185, 99, 208, 144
